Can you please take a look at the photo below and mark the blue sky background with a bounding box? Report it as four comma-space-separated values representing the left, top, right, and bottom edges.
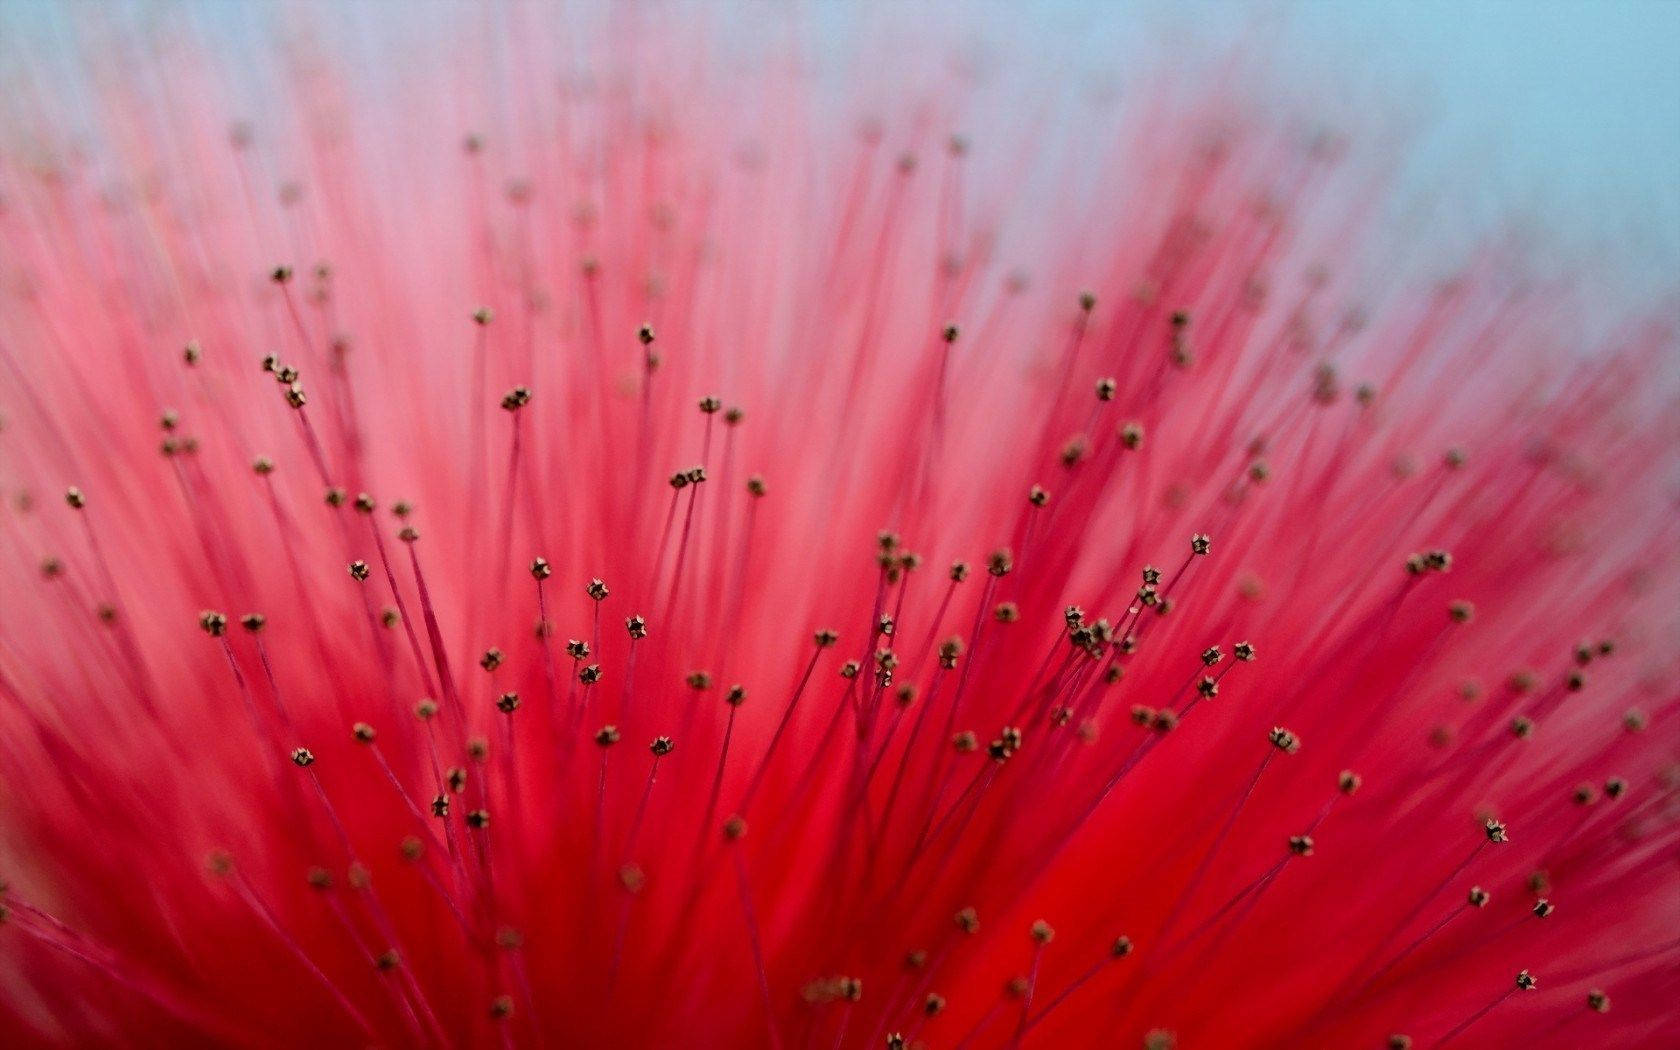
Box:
1275, 0, 1680, 279
4, 0, 1677, 285
1002, 0, 1680, 287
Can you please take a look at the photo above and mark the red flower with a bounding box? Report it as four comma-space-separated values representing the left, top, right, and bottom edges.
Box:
0, 7, 1675, 1049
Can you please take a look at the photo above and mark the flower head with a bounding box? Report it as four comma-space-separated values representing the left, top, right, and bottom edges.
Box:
0, 4, 1676, 1049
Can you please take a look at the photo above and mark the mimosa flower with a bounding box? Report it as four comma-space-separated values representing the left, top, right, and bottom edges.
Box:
0, 4, 1675, 1048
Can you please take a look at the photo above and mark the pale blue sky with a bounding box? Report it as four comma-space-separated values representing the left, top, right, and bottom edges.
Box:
1283, 0, 1680, 275
1010, 0, 1680, 281
5, 0, 1677, 277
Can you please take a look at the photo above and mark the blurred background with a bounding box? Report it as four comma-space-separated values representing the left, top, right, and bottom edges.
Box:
1116, 0, 1680, 290
922, 0, 1680, 294
5, 0, 1677, 291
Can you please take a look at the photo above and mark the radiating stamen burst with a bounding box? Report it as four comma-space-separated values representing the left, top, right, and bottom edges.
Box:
0, 4, 1677, 1049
